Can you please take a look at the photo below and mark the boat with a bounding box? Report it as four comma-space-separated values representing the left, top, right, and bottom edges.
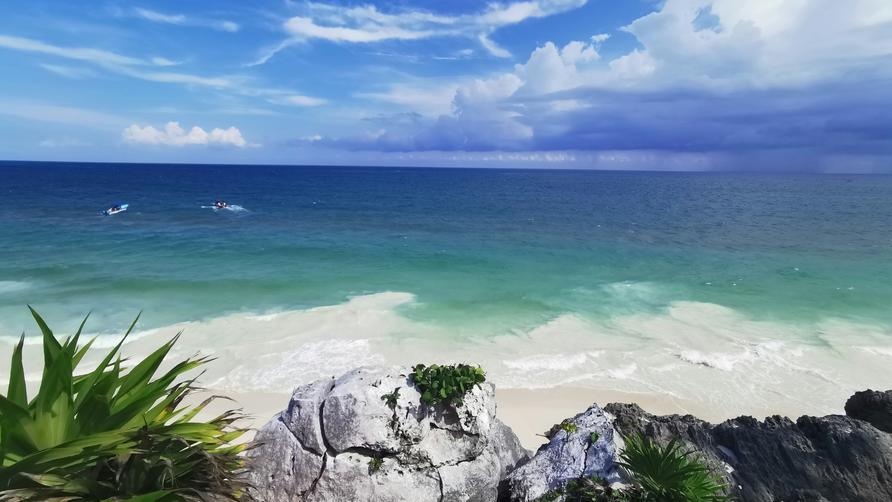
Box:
214, 200, 230, 209
102, 203, 128, 216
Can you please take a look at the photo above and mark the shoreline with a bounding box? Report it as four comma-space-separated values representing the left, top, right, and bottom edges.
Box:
208, 384, 843, 450
3, 294, 886, 451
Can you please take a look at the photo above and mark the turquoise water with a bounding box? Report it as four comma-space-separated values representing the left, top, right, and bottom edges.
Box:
2, 162, 891, 336
3, 161, 892, 416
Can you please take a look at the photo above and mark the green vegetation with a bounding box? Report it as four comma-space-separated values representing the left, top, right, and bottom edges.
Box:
537, 476, 646, 501
543, 419, 579, 440
380, 388, 400, 409
590, 432, 600, 444
409, 364, 485, 407
0, 308, 249, 501
561, 422, 578, 434
368, 457, 384, 474
617, 433, 728, 502
536, 433, 729, 502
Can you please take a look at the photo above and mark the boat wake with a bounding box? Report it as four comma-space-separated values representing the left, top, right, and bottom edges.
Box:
201, 204, 248, 212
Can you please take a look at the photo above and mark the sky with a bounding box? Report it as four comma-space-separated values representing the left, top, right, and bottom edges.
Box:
0, 0, 890, 171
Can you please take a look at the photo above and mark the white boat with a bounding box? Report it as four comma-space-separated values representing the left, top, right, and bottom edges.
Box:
103, 203, 128, 216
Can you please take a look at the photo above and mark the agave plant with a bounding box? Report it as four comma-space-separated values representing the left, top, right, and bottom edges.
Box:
0, 308, 249, 501
618, 433, 729, 502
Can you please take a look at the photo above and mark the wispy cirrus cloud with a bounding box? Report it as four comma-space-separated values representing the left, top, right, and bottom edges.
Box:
0, 34, 327, 109
0, 34, 237, 89
131, 7, 240, 33
39, 63, 98, 79
0, 101, 125, 128
280, 95, 328, 106
253, 0, 587, 64
0, 34, 144, 66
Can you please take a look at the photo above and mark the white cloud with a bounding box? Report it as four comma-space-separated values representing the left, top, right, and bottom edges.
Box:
39, 136, 90, 148
478, 0, 587, 27
358, 81, 462, 116
247, 39, 300, 67
285, 16, 433, 42
0, 34, 235, 89
257, 0, 588, 64
514, 39, 601, 94
478, 34, 511, 58
613, 0, 892, 89
0, 101, 125, 127
132, 7, 240, 32
335, 0, 892, 166
150, 56, 181, 66
282, 95, 327, 106
0, 34, 144, 66
122, 122, 248, 147
39, 63, 98, 79
218, 21, 240, 33
115, 68, 233, 87
133, 7, 185, 24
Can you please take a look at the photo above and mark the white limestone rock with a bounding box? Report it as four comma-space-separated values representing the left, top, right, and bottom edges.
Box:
248, 366, 529, 502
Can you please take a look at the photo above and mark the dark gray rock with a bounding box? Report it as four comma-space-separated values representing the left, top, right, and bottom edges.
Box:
845, 389, 892, 433
248, 367, 529, 502
605, 400, 892, 502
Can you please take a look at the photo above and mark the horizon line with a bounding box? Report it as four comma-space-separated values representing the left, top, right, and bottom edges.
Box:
0, 159, 887, 176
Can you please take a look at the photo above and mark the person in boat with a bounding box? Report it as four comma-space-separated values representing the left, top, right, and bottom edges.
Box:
214, 200, 229, 209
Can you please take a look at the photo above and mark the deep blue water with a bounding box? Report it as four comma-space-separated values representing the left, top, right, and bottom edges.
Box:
2, 161, 892, 336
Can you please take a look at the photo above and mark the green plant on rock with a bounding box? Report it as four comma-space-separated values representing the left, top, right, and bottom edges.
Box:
618, 433, 729, 502
367, 457, 384, 474
381, 388, 400, 409
409, 364, 485, 407
561, 422, 578, 434
0, 308, 249, 501
543, 419, 579, 439
536, 476, 645, 502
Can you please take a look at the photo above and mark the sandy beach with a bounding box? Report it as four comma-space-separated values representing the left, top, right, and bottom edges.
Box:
210, 385, 779, 450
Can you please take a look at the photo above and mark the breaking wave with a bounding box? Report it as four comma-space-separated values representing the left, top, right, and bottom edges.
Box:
2, 290, 890, 422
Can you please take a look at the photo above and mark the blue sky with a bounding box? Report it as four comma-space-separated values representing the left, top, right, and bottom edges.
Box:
1, 0, 890, 171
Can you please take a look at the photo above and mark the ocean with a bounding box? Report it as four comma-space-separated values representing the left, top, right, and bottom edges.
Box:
1, 161, 891, 418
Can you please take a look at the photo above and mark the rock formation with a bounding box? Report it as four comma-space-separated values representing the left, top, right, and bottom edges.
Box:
247, 367, 528, 502
845, 388, 892, 433
505, 405, 622, 501
248, 369, 892, 502
606, 401, 892, 502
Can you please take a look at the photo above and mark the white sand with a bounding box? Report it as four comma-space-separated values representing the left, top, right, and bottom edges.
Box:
4, 292, 891, 450
202, 385, 752, 450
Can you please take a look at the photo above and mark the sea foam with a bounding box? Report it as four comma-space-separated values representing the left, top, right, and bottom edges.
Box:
0, 280, 31, 294
2, 291, 890, 424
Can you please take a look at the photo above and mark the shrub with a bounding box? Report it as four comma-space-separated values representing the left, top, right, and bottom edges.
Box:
368, 457, 384, 474
0, 308, 249, 501
535, 433, 729, 501
409, 364, 485, 407
618, 433, 729, 502
536, 476, 645, 501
